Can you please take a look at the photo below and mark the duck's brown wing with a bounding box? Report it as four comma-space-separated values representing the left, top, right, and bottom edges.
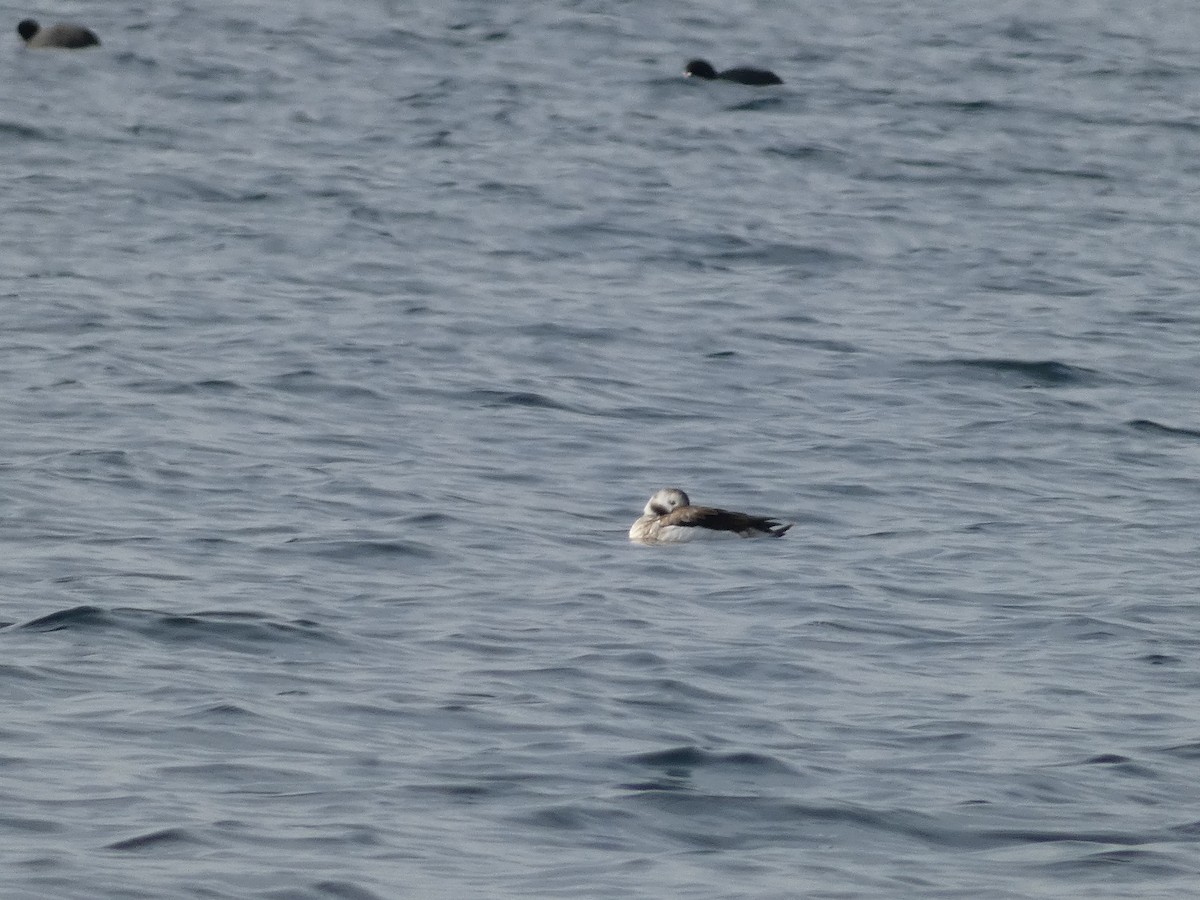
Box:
664, 506, 791, 538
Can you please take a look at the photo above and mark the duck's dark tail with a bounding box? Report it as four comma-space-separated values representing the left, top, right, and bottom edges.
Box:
750, 518, 792, 538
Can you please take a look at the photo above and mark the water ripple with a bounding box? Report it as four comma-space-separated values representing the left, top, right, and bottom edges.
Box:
11, 606, 333, 651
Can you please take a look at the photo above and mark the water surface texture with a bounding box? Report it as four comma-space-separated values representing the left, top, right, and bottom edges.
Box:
5, 1, 1200, 897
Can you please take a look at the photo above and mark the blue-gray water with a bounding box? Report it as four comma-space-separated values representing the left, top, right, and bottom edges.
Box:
4, 1, 1200, 897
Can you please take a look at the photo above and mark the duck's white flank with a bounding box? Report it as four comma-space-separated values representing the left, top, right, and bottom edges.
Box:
628, 488, 792, 545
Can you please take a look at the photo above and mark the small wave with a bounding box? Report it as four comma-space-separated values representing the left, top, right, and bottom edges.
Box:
623, 746, 796, 775
134, 173, 275, 204
1079, 753, 1158, 777
1016, 163, 1112, 181
465, 389, 578, 413
186, 702, 261, 720
915, 357, 1099, 386
725, 96, 785, 112
18, 605, 109, 632
141, 378, 246, 396
401, 511, 456, 527
1139, 653, 1180, 666
311, 881, 387, 900
285, 538, 436, 561
112, 51, 160, 72
62, 449, 132, 467
1160, 741, 1200, 760
609, 404, 696, 423
265, 371, 386, 403
162, 761, 314, 782
1128, 419, 1200, 439
409, 782, 495, 800
615, 745, 800, 794
1, 121, 52, 141
0, 814, 59, 834
1169, 820, 1200, 837
11, 606, 333, 651
1040, 847, 1191, 877
517, 322, 623, 343
710, 241, 859, 272
764, 143, 846, 164
519, 802, 633, 835
751, 332, 858, 353
921, 98, 1016, 115
106, 827, 203, 852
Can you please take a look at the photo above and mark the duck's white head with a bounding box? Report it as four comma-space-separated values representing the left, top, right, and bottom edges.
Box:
643, 488, 690, 517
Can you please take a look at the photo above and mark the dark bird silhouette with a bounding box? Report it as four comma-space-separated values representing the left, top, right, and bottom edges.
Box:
684, 59, 782, 86
17, 19, 99, 49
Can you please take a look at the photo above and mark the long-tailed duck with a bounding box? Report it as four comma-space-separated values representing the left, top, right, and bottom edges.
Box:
683, 59, 783, 86
17, 19, 100, 49
629, 488, 792, 545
